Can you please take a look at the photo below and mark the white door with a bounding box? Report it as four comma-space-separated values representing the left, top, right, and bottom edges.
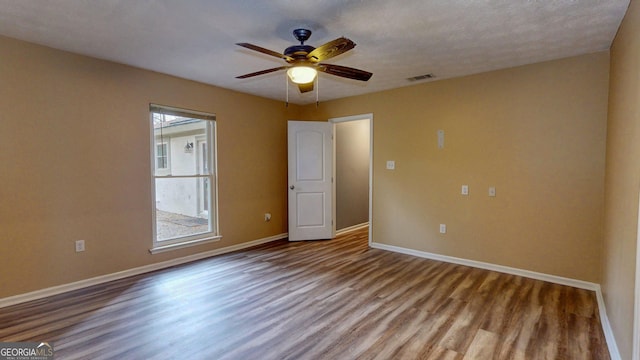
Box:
288, 121, 334, 241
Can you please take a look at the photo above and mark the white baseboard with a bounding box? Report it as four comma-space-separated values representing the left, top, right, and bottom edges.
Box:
336, 222, 369, 236
370, 241, 621, 359
595, 288, 622, 360
0, 233, 288, 309
371, 242, 598, 289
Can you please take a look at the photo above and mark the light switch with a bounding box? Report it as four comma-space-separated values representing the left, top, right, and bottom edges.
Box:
461, 185, 469, 195
386, 160, 395, 170
489, 187, 496, 197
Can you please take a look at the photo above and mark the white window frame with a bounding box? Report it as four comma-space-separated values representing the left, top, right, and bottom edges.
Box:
149, 104, 220, 254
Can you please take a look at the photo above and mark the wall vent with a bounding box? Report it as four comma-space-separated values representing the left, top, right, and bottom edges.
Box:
407, 73, 435, 82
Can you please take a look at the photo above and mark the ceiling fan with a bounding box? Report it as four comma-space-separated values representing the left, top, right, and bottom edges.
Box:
236, 28, 373, 93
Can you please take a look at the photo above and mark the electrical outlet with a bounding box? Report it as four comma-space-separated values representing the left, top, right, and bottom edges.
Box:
75, 240, 85, 252
386, 160, 395, 170
439, 224, 447, 234
264, 213, 272, 222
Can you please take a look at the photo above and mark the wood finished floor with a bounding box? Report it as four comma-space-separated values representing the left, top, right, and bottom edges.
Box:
0, 228, 610, 359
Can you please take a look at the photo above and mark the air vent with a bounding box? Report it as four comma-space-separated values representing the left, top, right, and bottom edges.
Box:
407, 73, 435, 82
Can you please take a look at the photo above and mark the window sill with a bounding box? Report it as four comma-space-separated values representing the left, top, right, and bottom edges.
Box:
149, 235, 222, 254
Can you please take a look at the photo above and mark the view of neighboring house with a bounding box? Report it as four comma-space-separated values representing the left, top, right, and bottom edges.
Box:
153, 113, 214, 240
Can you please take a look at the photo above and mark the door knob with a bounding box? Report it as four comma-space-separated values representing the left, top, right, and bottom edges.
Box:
290, 185, 295, 190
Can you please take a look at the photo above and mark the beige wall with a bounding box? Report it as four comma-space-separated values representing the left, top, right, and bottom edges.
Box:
0, 35, 301, 298
335, 119, 370, 230
304, 52, 610, 283
603, 0, 640, 358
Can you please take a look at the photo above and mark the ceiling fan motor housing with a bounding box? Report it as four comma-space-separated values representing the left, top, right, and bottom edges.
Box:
285, 29, 315, 63
284, 45, 316, 62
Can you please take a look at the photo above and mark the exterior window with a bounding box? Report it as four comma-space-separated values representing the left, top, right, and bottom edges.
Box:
156, 143, 168, 170
150, 104, 219, 253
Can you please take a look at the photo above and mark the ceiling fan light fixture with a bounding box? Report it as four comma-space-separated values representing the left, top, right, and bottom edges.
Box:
287, 66, 317, 84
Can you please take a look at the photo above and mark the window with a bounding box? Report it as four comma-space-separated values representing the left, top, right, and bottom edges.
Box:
156, 143, 168, 170
149, 104, 219, 253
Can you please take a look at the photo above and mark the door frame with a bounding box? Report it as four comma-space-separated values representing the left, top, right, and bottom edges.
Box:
329, 113, 373, 246
634, 191, 640, 360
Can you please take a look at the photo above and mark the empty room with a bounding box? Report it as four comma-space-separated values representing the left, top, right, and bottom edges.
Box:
0, 1, 639, 359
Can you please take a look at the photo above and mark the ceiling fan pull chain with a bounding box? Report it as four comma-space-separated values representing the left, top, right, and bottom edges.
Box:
286, 73, 289, 107
316, 75, 319, 108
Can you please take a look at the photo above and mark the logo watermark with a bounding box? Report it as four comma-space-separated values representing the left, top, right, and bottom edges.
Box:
0, 342, 54, 360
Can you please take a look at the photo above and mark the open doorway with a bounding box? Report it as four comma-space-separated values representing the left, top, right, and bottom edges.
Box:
330, 114, 373, 244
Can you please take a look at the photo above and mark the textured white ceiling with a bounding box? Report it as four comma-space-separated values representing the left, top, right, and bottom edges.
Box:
0, 0, 630, 105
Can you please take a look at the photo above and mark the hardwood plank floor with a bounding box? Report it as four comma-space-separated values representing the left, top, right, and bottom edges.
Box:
0, 228, 610, 359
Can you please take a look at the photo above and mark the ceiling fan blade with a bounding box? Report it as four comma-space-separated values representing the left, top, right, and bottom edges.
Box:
236, 43, 294, 62
236, 66, 287, 79
318, 64, 373, 81
298, 82, 314, 93
307, 37, 356, 62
